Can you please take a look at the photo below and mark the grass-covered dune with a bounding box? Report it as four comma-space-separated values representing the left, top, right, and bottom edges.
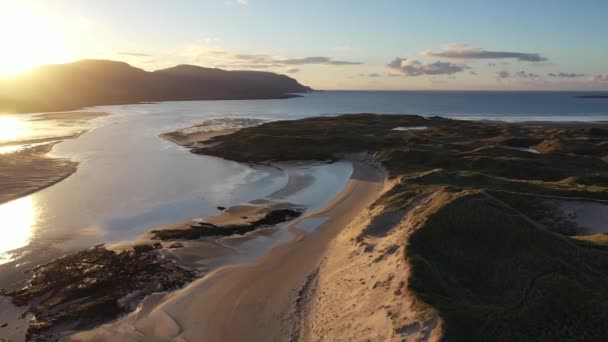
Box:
195, 114, 608, 341
408, 189, 608, 342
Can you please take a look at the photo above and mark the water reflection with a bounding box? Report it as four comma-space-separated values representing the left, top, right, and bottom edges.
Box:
0, 116, 27, 143
0, 145, 26, 154
0, 196, 37, 264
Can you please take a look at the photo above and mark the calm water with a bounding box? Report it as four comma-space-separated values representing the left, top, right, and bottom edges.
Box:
0, 90, 607, 285
91, 90, 608, 122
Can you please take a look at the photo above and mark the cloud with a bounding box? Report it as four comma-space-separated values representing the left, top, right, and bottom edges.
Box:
118, 52, 151, 57
356, 72, 382, 78
286, 68, 300, 74
191, 47, 362, 70
469, 71, 478, 75
282, 56, 361, 65
497, 70, 542, 80
594, 74, 608, 82
235, 0, 248, 5
547, 72, 585, 78
497, 70, 510, 79
515, 70, 541, 79
422, 44, 547, 62
387, 57, 469, 76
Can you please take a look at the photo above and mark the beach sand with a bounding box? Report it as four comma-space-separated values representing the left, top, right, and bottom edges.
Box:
67, 156, 385, 342
159, 129, 237, 147
0, 112, 108, 205
0, 143, 77, 205
159, 117, 266, 148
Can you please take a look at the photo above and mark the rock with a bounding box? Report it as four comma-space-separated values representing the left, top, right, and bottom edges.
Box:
168, 242, 184, 249
217, 206, 226, 211
133, 244, 155, 254
152, 208, 303, 240
2, 246, 196, 340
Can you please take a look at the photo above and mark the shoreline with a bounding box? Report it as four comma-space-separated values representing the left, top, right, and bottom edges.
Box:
67, 155, 386, 341
3, 113, 607, 341
1, 137, 355, 340
0, 112, 109, 206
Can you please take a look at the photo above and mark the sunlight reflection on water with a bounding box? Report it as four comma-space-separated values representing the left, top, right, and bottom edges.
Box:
0, 116, 28, 143
0, 196, 38, 264
0, 145, 26, 154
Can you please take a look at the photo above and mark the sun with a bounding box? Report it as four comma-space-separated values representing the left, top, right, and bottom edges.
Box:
0, 4, 72, 77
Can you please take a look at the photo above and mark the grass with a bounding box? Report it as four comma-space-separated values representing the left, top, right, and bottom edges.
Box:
407, 190, 608, 342
194, 114, 608, 341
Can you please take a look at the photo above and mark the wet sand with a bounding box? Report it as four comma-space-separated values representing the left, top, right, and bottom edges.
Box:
159, 117, 265, 147
68, 156, 385, 341
0, 112, 108, 205
159, 129, 237, 147
0, 143, 77, 205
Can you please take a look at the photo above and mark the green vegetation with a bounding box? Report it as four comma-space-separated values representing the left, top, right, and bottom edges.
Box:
195, 114, 608, 341
407, 190, 608, 342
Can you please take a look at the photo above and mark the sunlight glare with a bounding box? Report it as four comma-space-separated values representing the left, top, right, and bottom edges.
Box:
0, 196, 37, 264
0, 116, 28, 143
0, 4, 72, 76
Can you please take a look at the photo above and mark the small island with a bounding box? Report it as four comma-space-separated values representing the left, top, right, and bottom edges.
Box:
576, 95, 608, 98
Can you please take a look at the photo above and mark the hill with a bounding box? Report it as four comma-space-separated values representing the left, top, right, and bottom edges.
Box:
0, 60, 312, 113
196, 114, 608, 341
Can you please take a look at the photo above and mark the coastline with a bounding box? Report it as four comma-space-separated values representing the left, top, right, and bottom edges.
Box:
2, 113, 608, 341
67, 155, 385, 341
0, 112, 108, 205
1, 124, 359, 341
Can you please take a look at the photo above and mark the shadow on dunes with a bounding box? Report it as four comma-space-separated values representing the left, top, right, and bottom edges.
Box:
407, 190, 608, 342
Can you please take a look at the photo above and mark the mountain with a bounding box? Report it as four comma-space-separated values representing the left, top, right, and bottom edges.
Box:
0, 60, 312, 113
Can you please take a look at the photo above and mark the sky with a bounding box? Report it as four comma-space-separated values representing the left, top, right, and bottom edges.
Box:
1, 0, 607, 90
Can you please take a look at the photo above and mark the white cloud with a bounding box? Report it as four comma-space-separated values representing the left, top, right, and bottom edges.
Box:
593, 74, 608, 82
179, 44, 362, 71
548, 72, 585, 78
421, 44, 547, 62
387, 57, 469, 77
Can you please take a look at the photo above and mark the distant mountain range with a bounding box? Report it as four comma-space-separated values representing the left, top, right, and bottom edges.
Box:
0, 60, 313, 113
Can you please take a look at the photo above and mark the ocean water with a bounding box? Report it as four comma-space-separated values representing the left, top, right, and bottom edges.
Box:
117, 90, 608, 122
0, 90, 607, 285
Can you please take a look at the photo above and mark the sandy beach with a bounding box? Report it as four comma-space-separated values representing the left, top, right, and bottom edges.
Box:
159, 118, 266, 148
67, 156, 385, 341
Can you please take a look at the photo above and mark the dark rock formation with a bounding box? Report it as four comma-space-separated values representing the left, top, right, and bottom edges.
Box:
152, 208, 302, 240
1, 246, 196, 341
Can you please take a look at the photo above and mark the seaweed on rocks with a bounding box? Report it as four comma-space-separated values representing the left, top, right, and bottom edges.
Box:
151, 208, 303, 240
1, 246, 196, 341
